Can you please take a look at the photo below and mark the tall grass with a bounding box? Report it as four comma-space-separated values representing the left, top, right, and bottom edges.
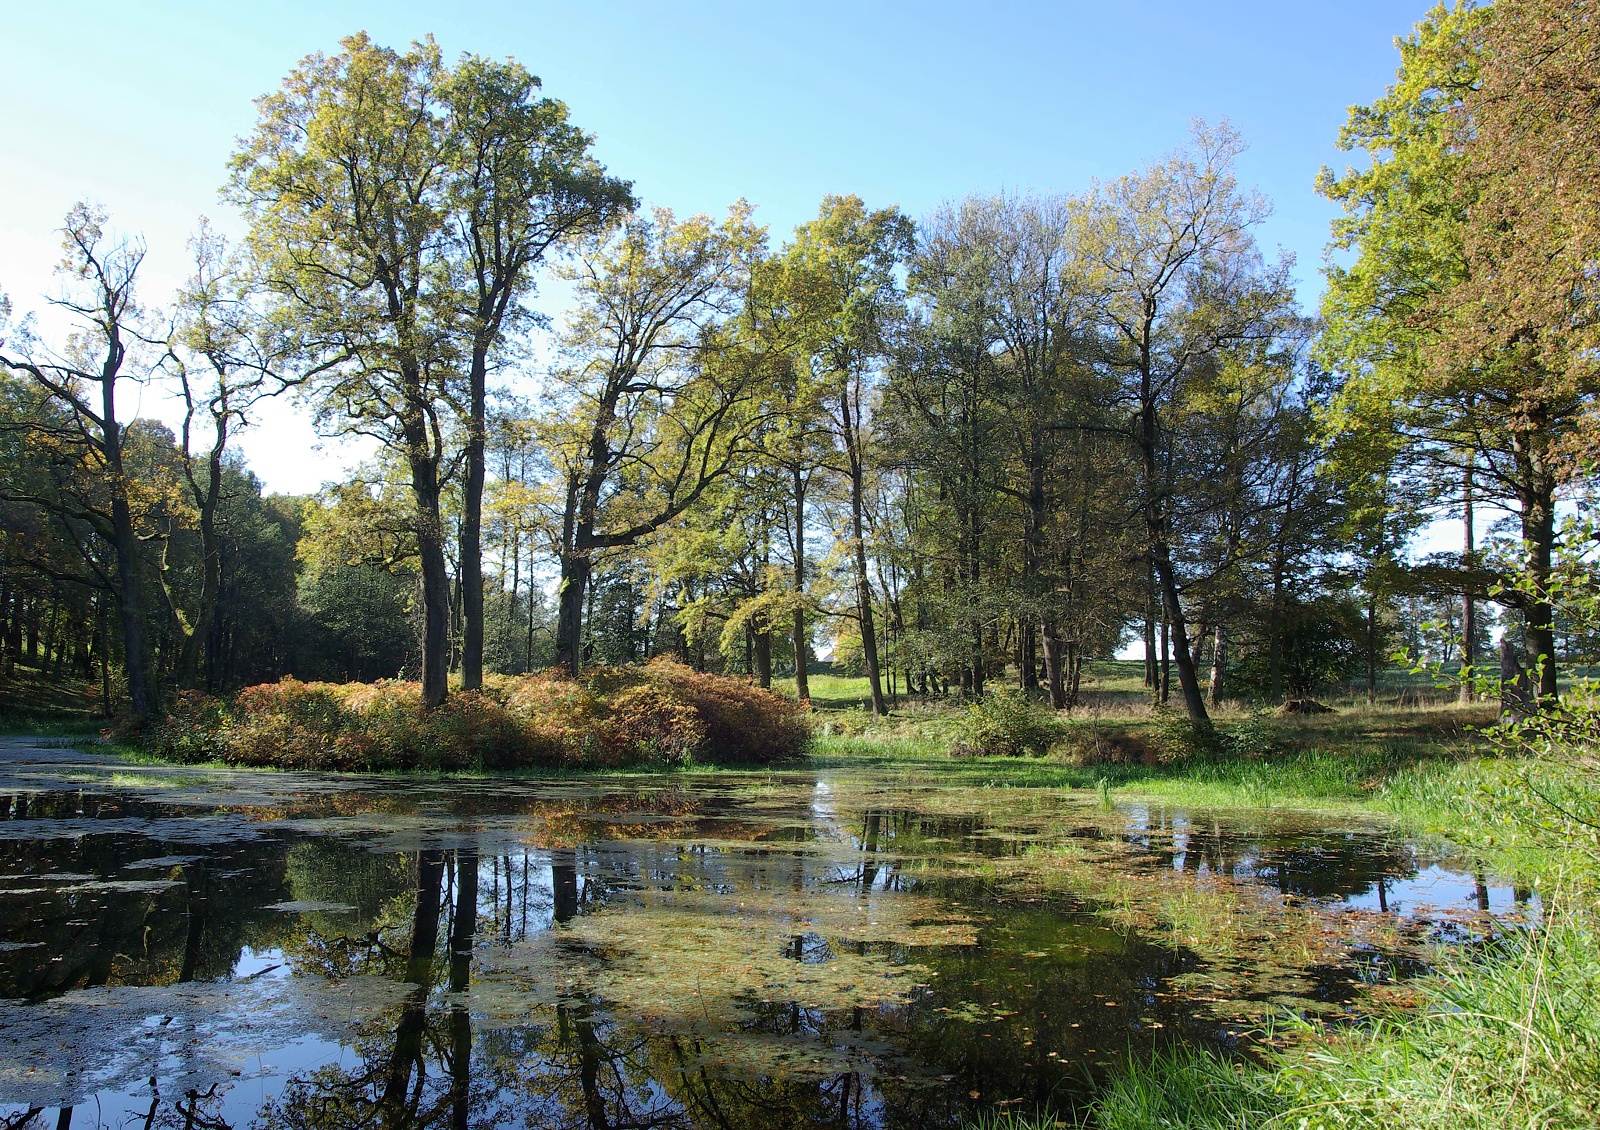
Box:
1092, 906, 1600, 1130
1093, 1045, 1280, 1130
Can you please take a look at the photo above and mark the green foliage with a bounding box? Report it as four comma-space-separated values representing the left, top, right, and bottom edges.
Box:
1093, 1044, 1280, 1130
1094, 911, 1600, 1130
1229, 597, 1369, 700
145, 660, 810, 772
951, 688, 1063, 758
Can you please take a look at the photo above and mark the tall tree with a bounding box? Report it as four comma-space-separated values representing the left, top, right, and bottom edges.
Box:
232, 33, 627, 706
159, 223, 283, 690
546, 205, 767, 674
762, 196, 912, 717
231, 34, 457, 708
439, 55, 631, 691
0, 206, 159, 718
1317, 1, 1599, 702
1086, 123, 1298, 730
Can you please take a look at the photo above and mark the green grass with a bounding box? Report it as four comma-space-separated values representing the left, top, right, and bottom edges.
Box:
803, 696, 1492, 819
1089, 907, 1600, 1130
0, 664, 104, 733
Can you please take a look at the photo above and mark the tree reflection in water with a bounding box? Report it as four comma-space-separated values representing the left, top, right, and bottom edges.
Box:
1, 773, 1526, 1130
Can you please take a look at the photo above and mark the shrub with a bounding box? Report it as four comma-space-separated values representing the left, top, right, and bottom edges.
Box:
144, 663, 810, 772
951, 688, 1062, 757
497, 671, 604, 766
145, 690, 228, 762
641, 659, 811, 764
605, 683, 706, 765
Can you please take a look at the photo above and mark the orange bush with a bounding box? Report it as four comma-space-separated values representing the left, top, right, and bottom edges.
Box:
145, 663, 809, 771
640, 659, 811, 764
604, 682, 707, 765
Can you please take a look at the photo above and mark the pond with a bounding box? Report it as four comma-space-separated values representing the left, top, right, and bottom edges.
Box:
0, 739, 1532, 1129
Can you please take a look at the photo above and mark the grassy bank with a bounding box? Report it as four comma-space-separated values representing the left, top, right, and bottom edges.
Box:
802, 669, 1599, 1129
804, 673, 1493, 821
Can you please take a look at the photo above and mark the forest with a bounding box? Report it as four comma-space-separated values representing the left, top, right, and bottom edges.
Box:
4, 1, 1593, 741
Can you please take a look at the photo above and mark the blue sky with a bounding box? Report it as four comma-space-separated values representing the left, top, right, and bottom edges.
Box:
1, 0, 1427, 492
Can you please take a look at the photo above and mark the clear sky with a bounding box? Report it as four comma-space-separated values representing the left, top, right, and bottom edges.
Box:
1, 0, 1427, 494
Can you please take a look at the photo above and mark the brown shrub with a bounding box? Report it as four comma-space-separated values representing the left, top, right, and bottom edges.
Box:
604, 683, 706, 765
144, 663, 810, 772
642, 658, 810, 764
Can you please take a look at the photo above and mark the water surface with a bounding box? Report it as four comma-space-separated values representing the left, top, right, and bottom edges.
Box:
0, 739, 1527, 1129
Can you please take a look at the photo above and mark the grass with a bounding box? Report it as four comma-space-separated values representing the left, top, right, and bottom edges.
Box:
803, 688, 1492, 820
1088, 907, 1600, 1130
0, 664, 104, 734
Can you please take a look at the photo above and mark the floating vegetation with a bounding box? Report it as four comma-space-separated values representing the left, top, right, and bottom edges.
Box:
0, 739, 1535, 1126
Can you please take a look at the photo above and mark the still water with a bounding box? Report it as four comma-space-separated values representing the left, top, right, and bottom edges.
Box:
0, 740, 1527, 1129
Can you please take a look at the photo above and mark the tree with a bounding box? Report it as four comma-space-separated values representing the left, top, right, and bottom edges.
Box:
1085, 122, 1299, 731
158, 222, 284, 690
439, 54, 631, 692
1317, 1, 1600, 703
0, 206, 160, 717
546, 204, 767, 675
231, 33, 628, 707
231, 34, 457, 708
760, 196, 912, 716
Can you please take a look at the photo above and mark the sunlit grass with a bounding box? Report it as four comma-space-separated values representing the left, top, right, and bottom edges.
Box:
1090, 906, 1600, 1130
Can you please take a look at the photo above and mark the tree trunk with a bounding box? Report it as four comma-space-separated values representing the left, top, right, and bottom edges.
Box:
754, 627, 772, 688
555, 553, 591, 678
1151, 548, 1211, 729
851, 500, 886, 716
1500, 635, 1535, 720
108, 470, 154, 719
1143, 598, 1157, 689
1266, 565, 1286, 703
1521, 492, 1559, 703
791, 467, 810, 705
175, 440, 225, 692
842, 392, 886, 717
459, 356, 488, 692
459, 457, 485, 690
1208, 623, 1227, 707
407, 445, 452, 710
1159, 614, 1171, 705
1365, 590, 1379, 706
1041, 617, 1067, 709
1460, 460, 1477, 704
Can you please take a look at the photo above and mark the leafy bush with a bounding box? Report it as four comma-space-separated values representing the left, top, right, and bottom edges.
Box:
950, 688, 1062, 757
641, 658, 811, 764
145, 690, 228, 762
1228, 595, 1368, 700
143, 661, 809, 772
604, 683, 706, 766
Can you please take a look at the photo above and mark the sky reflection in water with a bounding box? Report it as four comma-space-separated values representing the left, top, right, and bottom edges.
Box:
0, 744, 1532, 1129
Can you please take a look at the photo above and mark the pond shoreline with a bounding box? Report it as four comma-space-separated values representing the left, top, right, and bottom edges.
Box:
1, 728, 1588, 1130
